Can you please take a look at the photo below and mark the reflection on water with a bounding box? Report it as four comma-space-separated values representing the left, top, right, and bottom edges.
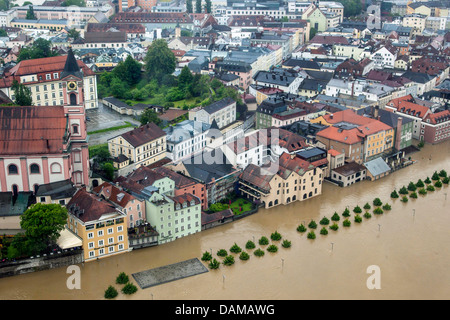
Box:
0, 141, 449, 300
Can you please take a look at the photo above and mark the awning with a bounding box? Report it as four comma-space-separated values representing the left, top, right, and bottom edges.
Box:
57, 228, 82, 249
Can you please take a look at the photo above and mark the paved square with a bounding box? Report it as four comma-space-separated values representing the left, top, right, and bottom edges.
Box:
132, 258, 209, 289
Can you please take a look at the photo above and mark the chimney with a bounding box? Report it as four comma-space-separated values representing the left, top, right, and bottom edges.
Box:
395, 116, 403, 151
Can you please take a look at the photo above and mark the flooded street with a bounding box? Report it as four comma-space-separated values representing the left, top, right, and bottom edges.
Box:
0, 141, 449, 300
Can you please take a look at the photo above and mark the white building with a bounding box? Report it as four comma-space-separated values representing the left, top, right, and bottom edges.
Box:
189, 97, 237, 129
371, 46, 397, 69
164, 120, 211, 163
222, 131, 267, 169
0, 10, 16, 27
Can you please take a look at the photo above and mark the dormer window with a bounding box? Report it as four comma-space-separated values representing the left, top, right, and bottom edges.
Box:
46, 74, 51, 80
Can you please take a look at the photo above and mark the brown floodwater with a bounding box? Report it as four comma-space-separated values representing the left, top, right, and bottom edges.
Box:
0, 141, 449, 300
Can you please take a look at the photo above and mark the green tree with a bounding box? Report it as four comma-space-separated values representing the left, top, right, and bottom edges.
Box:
186, 0, 193, 13
102, 162, 115, 181
116, 272, 129, 284
178, 66, 193, 92
144, 39, 176, 84
205, 0, 211, 13
353, 205, 362, 214
114, 55, 142, 86
229, 243, 242, 254
0, 28, 7, 37
67, 28, 80, 40
139, 108, 162, 127
61, 0, 86, 6
373, 198, 383, 207
331, 212, 340, 221
104, 286, 118, 299
195, 0, 202, 13
121, 282, 138, 295
416, 179, 425, 188
109, 76, 129, 99
201, 251, 212, 261
223, 255, 235, 266
309, 27, 317, 40
270, 231, 282, 241
26, 5, 36, 20
259, 236, 269, 245
17, 38, 59, 62
245, 240, 256, 249
239, 251, 250, 260
11, 203, 67, 257
407, 182, 417, 192
209, 258, 220, 269
12, 80, 33, 106
335, 0, 363, 17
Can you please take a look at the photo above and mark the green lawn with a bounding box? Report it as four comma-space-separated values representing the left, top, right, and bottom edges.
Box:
230, 198, 253, 215
87, 121, 136, 135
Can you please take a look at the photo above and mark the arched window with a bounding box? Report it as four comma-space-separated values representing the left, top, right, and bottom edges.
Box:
50, 162, 62, 174
8, 164, 18, 175
72, 124, 79, 134
30, 164, 40, 174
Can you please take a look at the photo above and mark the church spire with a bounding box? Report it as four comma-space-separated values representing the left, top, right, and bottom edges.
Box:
61, 46, 82, 79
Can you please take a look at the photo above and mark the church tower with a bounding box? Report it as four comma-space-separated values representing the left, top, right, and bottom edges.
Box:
61, 47, 84, 106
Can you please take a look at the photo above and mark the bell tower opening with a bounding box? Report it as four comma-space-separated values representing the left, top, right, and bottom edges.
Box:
70, 93, 77, 105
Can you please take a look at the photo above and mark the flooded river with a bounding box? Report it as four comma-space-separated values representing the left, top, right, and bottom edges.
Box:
0, 141, 449, 300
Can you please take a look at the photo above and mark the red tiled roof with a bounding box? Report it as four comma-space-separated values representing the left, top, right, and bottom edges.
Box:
120, 123, 166, 147
153, 166, 199, 189
327, 149, 341, 157
320, 109, 373, 126
93, 182, 135, 208
0, 106, 68, 155
7, 55, 94, 77
126, 166, 167, 186
0, 54, 95, 88
266, 127, 308, 152
388, 99, 430, 119
310, 35, 349, 45
67, 188, 120, 223
317, 126, 364, 145
168, 193, 201, 207
424, 110, 450, 125
227, 131, 267, 154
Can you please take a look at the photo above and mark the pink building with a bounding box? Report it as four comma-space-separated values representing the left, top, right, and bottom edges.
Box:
93, 182, 146, 229
0, 49, 91, 194
0, 104, 90, 194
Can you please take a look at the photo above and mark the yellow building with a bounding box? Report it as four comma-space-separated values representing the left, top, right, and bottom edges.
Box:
364, 123, 395, 160
239, 152, 323, 209
311, 109, 395, 161
11, 18, 68, 31
66, 188, 130, 262
108, 123, 167, 171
